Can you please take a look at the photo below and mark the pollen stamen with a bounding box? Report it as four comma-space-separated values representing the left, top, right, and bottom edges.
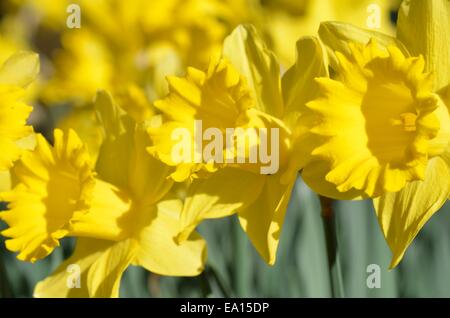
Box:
390, 112, 417, 132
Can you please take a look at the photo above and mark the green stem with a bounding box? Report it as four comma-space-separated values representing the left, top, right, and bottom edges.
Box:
0, 252, 11, 298
199, 265, 232, 298
233, 217, 250, 297
199, 270, 212, 297
206, 266, 232, 298
0, 205, 11, 298
320, 196, 344, 298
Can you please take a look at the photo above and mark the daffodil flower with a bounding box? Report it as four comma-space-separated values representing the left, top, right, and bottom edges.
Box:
148, 24, 328, 264
0, 51, 39, 191
300, 0, 450, 267
1, 91, 206, 297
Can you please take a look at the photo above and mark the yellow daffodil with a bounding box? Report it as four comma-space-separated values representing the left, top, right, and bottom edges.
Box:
0, 129, 95, 261
0, 51, 39, 191
1, 91, 206, 297
300, 0, 450, 267
148, 24, 328, 264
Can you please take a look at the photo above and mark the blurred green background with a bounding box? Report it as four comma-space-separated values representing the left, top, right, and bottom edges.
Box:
3, 177, 450, 298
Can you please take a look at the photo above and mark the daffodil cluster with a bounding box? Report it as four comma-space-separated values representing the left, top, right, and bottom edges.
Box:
0, 0, 448, 298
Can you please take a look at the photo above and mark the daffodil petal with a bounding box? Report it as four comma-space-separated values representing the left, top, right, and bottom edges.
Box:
35, 238, 134, 298
0, 170, 11, 192
0, 51, 39, 88
128, 125, 173, 205
87, 239, 136, 298
318, 21, 409, 71
34, 238, 108, 298
114, 84, 154, 123
94, 90, 135, 189
70, 179, 132, 241
134, 197, 207, 276
57, 107, 104, 165
238, 173, 295, 265
95, 90, 131, 138
373, 152, 450, 269
0, 85, 33, 171
177, 168, 264, 242
96, 90, 173, 201
0, 137, 23, 172
281, 36, 329, 129
302, 160, 367, 200
438, 84, 450, 108
397, 0, 450, 91
281, 36, 329, 177
223, 24, 284, 118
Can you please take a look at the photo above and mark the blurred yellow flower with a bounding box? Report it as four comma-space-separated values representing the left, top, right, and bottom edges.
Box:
19, 0, 255, 106
43, 29, 113, 105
